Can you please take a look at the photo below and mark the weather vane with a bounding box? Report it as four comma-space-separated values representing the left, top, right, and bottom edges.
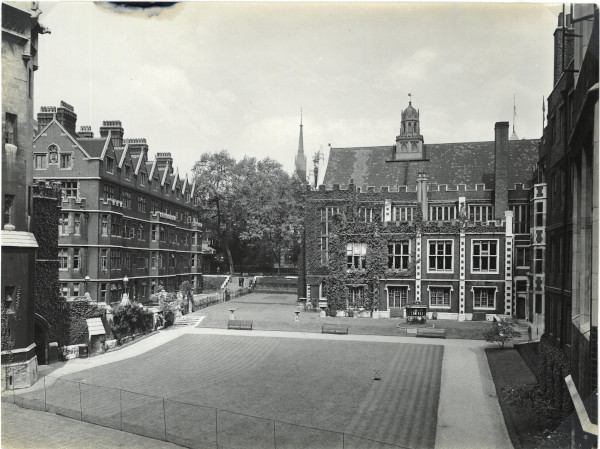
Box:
408, 92, 412, 104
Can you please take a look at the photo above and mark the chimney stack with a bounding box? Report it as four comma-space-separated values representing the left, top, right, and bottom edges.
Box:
494, 122, 509, 220
100, 120, 124, 148
78, 125, 94, 138
553, 12, 575, 86
155, 152, 173, 170
37, 106, 56, 131
416, 172, 429, 220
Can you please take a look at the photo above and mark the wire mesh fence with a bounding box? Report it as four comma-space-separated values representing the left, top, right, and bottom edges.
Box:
1, 369, 410, 449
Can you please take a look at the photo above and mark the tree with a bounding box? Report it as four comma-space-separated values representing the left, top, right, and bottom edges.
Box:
484, 317, 521, 348
239, 159, 304, 273
193, 151, 304, 274
192, 151, 247, 274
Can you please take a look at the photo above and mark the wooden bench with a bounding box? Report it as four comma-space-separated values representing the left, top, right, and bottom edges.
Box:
322, 324, 349, 335
227, 320, 253, 330
416, 328, 446, 339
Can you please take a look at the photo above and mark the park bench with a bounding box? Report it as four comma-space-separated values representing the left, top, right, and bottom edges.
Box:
227, 320, 253, 330
322, 324, 349, 335
416, 328, 446, 339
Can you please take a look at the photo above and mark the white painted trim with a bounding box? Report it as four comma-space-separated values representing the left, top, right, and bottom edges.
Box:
427, 284, 453, 308
470, 238, 500, 275
426, 238, 454, 274
385, 284, 410, 309
34, 176, 102, 180
471, 285, 499, 310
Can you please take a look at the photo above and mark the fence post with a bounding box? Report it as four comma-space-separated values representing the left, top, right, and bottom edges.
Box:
43, 375, 47, 411
12, 367, 15, 404
163, 398, 167, 441
119, 389, 123, 431
78, 381, 83, 421
273, 419, 276, 449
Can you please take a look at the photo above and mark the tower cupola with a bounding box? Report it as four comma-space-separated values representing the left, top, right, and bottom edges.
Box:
395, 94, 424, 160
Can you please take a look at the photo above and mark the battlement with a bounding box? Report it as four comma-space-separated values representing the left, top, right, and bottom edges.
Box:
80, 125, 92, 132
312, 182, 495, 194
508, 183, 531, 191
156, 152, 172, 158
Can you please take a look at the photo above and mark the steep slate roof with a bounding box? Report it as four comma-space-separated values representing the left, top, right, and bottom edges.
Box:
76, 138, 107, 158
323, 139, 539, 190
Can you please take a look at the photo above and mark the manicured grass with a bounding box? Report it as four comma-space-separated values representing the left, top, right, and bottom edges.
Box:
51, 334, 443, 449
195, 293, 492, 340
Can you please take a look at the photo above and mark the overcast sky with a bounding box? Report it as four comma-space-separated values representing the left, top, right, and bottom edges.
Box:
35, 2, 560, 177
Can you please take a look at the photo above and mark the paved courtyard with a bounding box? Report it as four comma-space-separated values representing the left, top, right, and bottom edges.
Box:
2, 293, 513, 449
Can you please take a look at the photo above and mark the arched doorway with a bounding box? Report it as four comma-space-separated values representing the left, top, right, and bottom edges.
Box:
34, 314, 50, 365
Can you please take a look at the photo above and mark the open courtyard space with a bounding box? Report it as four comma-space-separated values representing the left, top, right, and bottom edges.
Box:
51, 334, 442, 449
3, 292, 516, 449
193, 293, 496, 340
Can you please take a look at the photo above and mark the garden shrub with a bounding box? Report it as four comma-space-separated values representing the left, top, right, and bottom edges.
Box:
538, 334, 573, 414
110, 303, 153, 344
201, 276, 228, 292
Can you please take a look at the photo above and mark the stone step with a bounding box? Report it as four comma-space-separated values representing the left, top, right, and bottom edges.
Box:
173, 316, 202, 327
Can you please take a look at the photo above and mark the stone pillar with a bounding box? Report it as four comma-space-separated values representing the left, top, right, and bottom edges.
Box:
504, 210, 514, 317
415, 234, 422, 303
459, 229, 466, 321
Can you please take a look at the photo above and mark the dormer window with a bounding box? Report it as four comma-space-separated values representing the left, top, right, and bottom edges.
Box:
125, 165, 132, 180
140, 172, 147, 186
106, 157, 114, 174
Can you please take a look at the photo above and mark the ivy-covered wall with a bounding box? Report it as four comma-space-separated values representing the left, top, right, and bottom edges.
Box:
301, 183, 509, 314
67, 300, 103, 345
32, 183, 71, 346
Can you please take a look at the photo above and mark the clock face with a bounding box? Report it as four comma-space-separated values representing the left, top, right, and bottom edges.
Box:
48, 144, 59, 163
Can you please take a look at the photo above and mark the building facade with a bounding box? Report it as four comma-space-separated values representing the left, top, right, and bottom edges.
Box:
299, 101, 539, 321
539, 5, 598, 405
33, 102, 213, 305
1, 1, 49, 389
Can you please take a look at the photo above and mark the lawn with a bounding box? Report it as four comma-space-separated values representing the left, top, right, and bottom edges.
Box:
23, 334, 444, 449
194, 293, 492, 340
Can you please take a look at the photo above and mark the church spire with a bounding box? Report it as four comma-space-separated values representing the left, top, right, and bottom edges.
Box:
510, 94, 519, 140
295, 108, 307, 181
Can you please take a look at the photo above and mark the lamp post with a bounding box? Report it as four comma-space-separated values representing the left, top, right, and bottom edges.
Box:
120, 275, 130, 306
84, 275, 92, 302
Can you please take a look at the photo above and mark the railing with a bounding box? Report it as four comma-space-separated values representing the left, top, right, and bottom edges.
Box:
2, 373, 408, 449
191, 287, 252, 311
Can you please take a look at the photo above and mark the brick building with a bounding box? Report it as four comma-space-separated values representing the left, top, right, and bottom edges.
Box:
1, 1, 50, 388
32, 102, 214, 305
538, 5, 598, 406
299, 100, 540, 321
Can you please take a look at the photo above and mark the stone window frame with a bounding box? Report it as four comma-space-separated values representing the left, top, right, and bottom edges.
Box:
427, 239, 454, 273
387, 284, 410, 308
388, 240, 411, 270
346, 242, 367, 270
471, 239, 500, 274
427, 284, 453, 309
34, 153, 47, 170
472, 286, 498, 310
59, 152, 73, 170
